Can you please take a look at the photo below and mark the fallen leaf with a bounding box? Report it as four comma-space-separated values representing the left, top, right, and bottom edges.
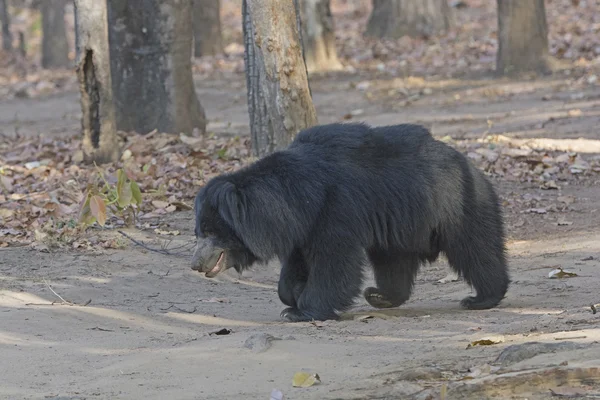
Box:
0, 175, 13, 192
557, 195, 575, 205
0, 208, 15, 219
292, 372, 321, 388
151, 200, 170, 209
169, 201, 192, 210
548, 267, 578, 279
541, 180, 559, 190
467, 336, 505, 348
179, 133, 205, 151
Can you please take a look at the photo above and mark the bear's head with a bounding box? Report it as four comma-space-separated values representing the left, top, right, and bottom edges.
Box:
191, 179, 257, 278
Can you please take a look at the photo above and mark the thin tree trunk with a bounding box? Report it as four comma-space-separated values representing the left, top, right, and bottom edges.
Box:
74, 2, 80, 62
41, 0, 70, 68
0, 0, 12, 51
496, 0, 551, 76
108, 0, 206, 135
243, 0, 271, 157
244, 0, 317, 157
365, 0, 453, 39
193, 0, 223, 57
74, 0, 119, 164
299, 0, 342, 73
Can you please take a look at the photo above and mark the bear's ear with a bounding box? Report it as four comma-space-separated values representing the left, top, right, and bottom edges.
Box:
214, 181, 242, 230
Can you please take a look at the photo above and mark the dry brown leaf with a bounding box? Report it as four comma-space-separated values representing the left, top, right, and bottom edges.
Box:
548, 268, 578, 279
467, 336, 505, 349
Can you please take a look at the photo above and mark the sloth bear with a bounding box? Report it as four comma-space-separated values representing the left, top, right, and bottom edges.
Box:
191, 123, 509, 322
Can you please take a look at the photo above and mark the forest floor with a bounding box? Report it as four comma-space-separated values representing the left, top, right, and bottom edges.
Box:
2, 67, 600, 400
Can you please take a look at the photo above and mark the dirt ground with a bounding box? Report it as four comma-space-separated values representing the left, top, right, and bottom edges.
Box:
2, 68, 600, 400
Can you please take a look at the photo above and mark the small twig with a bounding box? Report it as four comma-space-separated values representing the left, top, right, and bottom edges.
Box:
117, 230, 195, 257
88, 326, 114, 332
158, 303, 196, 313
118, 230, 171, 255
554, 336, 587, 341
43, 279, 74, 305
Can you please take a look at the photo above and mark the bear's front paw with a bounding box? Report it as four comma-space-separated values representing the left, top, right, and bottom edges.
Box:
280, 307, 313, 322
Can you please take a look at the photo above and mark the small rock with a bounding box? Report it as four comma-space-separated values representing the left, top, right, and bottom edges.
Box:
494, 341, 590, 367
270, 389, 284, 400
243, 333, 280, 353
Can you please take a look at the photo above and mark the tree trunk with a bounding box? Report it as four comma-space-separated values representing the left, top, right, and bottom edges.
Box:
107, 0, 207, 135
365, 0, 453, 39
0, 0, 12, 51
496, 0, 551, 76
243, 0, 317, 157
74, 2, 80, 61
192, 0, 223, 57
41, 0, 70, 69
299, 0, 342, 73
74, 0, 119, 164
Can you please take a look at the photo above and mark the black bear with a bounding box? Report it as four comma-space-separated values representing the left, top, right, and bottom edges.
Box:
191, 123, 509, 322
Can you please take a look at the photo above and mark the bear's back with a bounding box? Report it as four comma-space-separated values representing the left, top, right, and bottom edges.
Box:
289, 122, 435, 162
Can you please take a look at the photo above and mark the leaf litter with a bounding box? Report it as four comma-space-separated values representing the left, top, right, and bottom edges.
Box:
0, 130, 252, 248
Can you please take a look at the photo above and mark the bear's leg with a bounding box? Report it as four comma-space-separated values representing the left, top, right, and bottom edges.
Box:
363, 250, 420, 309
280, 245, 365, 322
444, 232, 509, 310
278, 248, 308, 308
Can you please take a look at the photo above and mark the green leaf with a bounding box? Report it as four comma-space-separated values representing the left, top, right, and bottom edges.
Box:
117, 169, 127, 192
130, 181, 142, 205
117, 181, 133, 208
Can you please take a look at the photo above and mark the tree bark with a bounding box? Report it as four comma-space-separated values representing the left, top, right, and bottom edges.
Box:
107, 0, 207, 135
193, 0, 223, 57
0, 0, 12, 51
365, 0, 453, 39
299, 0, 342, 73
41, 0, 70, 69
496, 0, 551, 76
74, 0, 119, 164
243, 0, 317, 157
